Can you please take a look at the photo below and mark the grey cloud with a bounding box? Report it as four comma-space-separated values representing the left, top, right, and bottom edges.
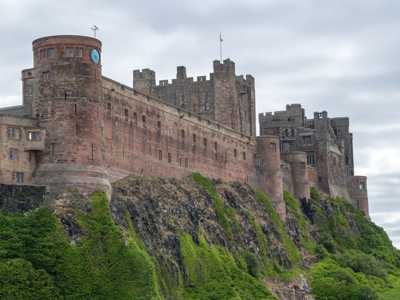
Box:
1, 0, 400, 247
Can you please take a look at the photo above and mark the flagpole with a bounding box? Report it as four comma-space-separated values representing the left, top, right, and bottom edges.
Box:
219, 33, 223, 62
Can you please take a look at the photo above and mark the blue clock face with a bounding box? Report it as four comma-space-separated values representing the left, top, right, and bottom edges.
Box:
90, 49, 100, 64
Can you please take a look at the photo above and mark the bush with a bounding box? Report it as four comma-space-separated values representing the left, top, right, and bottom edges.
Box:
310, 259, 379, 300
336, 250, 388, 279
0, 259, 58, 300
0, 192, 163, 300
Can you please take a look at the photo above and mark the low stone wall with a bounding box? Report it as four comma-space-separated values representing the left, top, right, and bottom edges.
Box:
0, 184, 46, 212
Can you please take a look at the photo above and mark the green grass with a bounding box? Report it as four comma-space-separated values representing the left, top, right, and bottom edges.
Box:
192, 172, 241, 240
180, 233, 276, 300
0, 192, 163, 300
381, 275, 400, 299
255, 190, 301, 268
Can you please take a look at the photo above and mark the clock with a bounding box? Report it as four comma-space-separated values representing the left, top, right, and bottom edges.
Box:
90, 49, 100, 64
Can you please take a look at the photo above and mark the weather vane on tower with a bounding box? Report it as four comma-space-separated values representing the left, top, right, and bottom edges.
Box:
91, 25, 99, 38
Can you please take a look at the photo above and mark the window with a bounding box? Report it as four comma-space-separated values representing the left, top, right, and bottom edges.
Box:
302, 135, 312, 145
9, 148, 18, 160
284, 128, 289, 137
203, 138, 207, 148
359, 182, 366, 191
27, 131, 41, 141
133, 112, 138, 125
168, 153, 172, 163
185, 158, 188, 168
307, 152, 316, 166
281, 142, 290, 153
39, 49, 45, 59
47, 48, 55, 58
124, 109, 129, 121
269, 142, 277, 152
50, 143, 55, 159
158, 150, 162, 160
25, 85, 33, 96
142, 115, 146, 126
234, 148, 237, 158
91, 144, 95, 161
75, 48, 83, 57
181, 129, 185, 139
42, 71, 50, 81
157, 121, 161, 130
64, 47, 75, 57
214, 142, 218, 151
192, 134, 197, 144
7, 127, 20, 140
64, 90, 73, 100
15, 172, 24, 184
242, 151, 246, 160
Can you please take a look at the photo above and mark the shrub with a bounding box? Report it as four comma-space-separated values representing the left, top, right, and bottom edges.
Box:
310, 259, 379, 300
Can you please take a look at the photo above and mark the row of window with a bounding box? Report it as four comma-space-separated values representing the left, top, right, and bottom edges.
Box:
107, 104, 247, 160
155, 149, 246, 167
8, 148, 34, 162
157, 150, 189, 167
36, 47, 84, 60
7, 127, 42, 141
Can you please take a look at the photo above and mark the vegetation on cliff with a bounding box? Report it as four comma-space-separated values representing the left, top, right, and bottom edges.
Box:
0, 175, 399, 299
0, 192, 161, 299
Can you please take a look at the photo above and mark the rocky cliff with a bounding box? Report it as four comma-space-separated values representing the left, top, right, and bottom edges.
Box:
0, 174, 399, 299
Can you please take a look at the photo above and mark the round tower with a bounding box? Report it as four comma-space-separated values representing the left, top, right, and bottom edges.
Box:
282, 151, 310, 201
32, 35, 110, 197
256, 135, 286, 220
349, 176, 369, 217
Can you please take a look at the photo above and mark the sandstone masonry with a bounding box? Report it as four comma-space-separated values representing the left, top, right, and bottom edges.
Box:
0, 35, 369, 218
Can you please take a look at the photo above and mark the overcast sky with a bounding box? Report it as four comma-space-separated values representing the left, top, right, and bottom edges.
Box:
1, 0, 399, 246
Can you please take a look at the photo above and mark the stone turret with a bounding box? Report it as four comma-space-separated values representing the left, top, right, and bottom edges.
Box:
133, 68, 156, 94
30, 35, 110, 197
213, 59, 241, 132
256, 135, 286, 220
349, 176, 369, 216
283, 151, 310, 200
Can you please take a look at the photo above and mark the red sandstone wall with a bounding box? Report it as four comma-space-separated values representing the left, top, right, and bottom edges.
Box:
256, 135, 286, 219
348, 176, 369, 216
282, 152, 310, 200
101, 78, 257, 185
307, 166, 318, 188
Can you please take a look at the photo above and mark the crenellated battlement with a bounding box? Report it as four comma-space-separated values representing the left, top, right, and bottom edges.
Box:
136, 59, 256, 137
213, 59, 236, 74
0, 34, 368, 220
258, 103, 368, 216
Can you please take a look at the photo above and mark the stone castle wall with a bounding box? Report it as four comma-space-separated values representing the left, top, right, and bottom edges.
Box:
0, 35, 369, 219
259, 104, 368, 216
17, 35, 261, 203
101, 77, 257, 184
0, 115, 45, 185
133, 60, 256, 137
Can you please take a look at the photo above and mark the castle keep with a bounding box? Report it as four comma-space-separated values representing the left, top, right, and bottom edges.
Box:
0, 35, 368, 218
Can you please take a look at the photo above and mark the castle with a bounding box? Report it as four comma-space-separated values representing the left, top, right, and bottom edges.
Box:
0, 35, 368, 218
